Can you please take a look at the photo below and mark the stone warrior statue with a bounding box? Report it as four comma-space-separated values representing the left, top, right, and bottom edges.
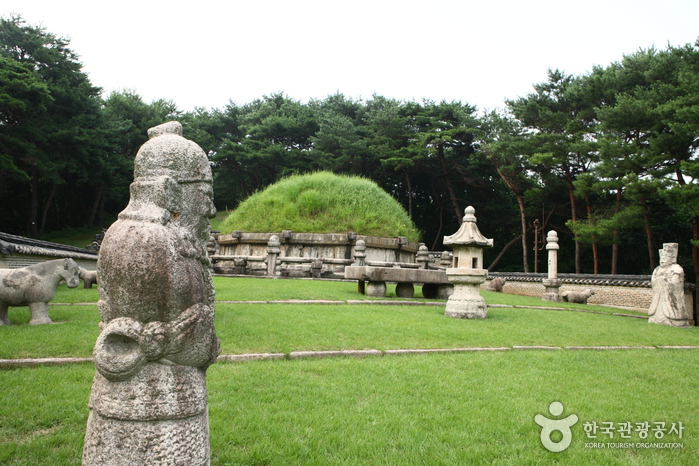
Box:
83, 122, 220, 465
648, 243, 690, 328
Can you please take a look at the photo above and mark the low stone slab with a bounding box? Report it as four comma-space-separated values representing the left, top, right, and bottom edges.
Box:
217, 300, 269, 304
384, 347, 511, 355
217, 353, 285, 362
613, 313, 648, 319
268, 300, 346, 305
49, 302, 96, 306
346, 300, 428, 306
0, 357, 93, 367
565, 346, 656, 350
512, 346, 562, 350
289, 350, 382, 359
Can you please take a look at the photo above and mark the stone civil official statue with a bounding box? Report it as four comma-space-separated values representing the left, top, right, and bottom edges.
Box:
648, 243, 690, 328
83, 121, 220, 465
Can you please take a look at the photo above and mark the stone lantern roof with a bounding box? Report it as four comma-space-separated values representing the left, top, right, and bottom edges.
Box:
443, 206, 493, 248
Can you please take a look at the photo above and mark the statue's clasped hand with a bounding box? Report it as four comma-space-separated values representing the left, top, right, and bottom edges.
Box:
93, 305, 218, 382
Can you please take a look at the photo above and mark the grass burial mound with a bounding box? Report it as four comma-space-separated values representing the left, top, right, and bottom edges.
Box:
220, 172, 420, 242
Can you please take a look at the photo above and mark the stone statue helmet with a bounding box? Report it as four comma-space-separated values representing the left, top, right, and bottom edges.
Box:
132, 121, 216, 244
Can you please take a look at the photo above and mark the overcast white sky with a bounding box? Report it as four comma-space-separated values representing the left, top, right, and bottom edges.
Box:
3, 0, 698, 113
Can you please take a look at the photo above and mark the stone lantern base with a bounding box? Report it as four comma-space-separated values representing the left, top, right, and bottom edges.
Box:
445, 269, 488, 319
542, 278, 562, 303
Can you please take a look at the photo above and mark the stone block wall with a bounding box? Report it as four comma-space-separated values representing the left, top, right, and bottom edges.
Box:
0, 232, 98, 270
0, 253, 97, 271
483, 272, 696, 315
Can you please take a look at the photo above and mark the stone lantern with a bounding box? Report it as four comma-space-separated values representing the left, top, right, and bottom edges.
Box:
443, 206, 493, 318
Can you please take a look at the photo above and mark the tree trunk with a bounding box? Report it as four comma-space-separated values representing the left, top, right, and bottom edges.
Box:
0, 171, 6, 202
437, 144, 462, 221
404, 169, 413, 219
692, 216, 699, 280
565, 167, 580, 273
488, 233, 524, 271
430, 180, 445, 251
495, 167, 529, 272
88, 185, 104, 228
641, 195, 657, 271
611, 189, 622, 275
38, 182, 57, 237
692, 216, 699, 327
584, 191, 599, 274
28, 168, 40, 238
98, 189, 107, 229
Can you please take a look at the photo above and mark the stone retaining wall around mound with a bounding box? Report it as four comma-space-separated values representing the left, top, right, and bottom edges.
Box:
213, 231, 420, 278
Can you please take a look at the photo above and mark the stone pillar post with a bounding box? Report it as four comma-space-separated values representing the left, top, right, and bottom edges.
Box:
267, 235, 281, 276
352, 240, 367, 294
416, 244, 429, 269
439, 251, 452, 269
310, 259, 323, 278
542, 230, 562, 302
353, 240, 367, 266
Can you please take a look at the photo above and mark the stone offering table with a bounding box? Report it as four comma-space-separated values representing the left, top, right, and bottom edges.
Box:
344, 265, 453, 299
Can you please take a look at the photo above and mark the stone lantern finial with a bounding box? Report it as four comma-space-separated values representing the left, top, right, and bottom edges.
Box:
443, 206, 494, 249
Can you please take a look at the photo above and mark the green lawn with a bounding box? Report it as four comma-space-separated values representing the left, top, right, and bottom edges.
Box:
1, 277, 698, 465
1, 352, 697, 465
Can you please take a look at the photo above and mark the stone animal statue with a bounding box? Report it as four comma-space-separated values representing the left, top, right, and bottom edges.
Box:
484, 277, 506, 292
78, 268, 98, 289
561, 289, 595, 304
0, 258, 80, 325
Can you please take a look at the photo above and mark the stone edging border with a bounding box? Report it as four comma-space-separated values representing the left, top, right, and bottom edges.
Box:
4, 346, 698, 368
49, 301, 649, 319
216, 301, 651, 318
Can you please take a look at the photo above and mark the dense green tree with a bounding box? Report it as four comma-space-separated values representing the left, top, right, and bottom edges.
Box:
309, 93, 369, 175
574, 43, 697, 277
1, 14, 695, 283
480, 110, 541, 272
509, 70, 599, 273
413, 100, 479, 222
0, 54, 50, 205
179, 105, 243, 212
89, 90, 180, 227
0, 15, 103, 237
362, 96, 417, 218
237, 93, 322, 185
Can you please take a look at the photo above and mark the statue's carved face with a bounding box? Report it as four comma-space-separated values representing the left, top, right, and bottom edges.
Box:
176, 181, 216, 244
659, 249, 676, 267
